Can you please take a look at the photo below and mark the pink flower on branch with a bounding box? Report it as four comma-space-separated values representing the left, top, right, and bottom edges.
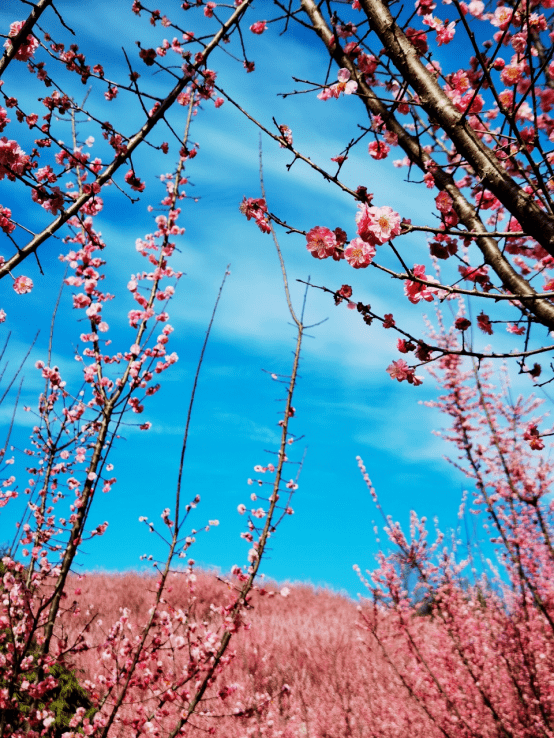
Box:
4, 20, 39, 61
386, 359, 424, 385
524, 424, 545, 450
422, 15, 456, 45
356, 204, 401, 245
344, 237, 376, 268
318, 68, 358, 99
404, 264, 438, 304
250, 21, 267, 34
477, 311, 493, 335
239, 196, 271, 233
0, 205, 15, 235
13, 275, 33, 294
368, 141, 390, 160
306, 226, 337, 259
125, 170, 146, 192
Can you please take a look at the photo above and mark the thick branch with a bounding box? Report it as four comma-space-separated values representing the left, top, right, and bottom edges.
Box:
357, 0, 554, 252
299, 0, 554, 331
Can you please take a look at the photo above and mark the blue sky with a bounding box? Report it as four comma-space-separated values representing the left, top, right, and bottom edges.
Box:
0, 0, 544, 595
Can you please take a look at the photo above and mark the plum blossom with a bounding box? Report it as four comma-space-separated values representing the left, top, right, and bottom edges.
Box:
278, 124, 293, 148
4, 21, 39, 61
477, 311, 493, 335
435, 191, 453, 214
490, 5, 514, 29
422, 15, 456, 45
387, 358, 410, 381
455, 317, 471, 331
356, 204, 401, 245
404, 264, 438, 304
344, 237, 376, 268
239, 196, 271, 233
335, 68, 358, 94
524, 424, 545, 450
306, 226, 337, 259
250, 21, 267, 34
125, 170, 146, 192
13, 275, 33, 294
0, 205, 15, 235
0, 138, 30, 181
368, 141, 390, 160
386, 359, 424, 385
318, 68, 358, 99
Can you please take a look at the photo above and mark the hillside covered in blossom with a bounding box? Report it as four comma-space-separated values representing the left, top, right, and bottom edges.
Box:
61, 570, 440, 738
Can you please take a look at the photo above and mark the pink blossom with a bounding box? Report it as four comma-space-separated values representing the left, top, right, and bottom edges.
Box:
125, 170, 146, 192
386, 359, 410, 381
356, 204, 401, 245
0, 205, 15, 235
422, 15, 456, 45
250, 21, 267, 34
13, 275, 33, 295
477, 311, 493, 335
404, 264, 437, 304
490, 5, 514, 29
336, 23, 357, 38
239, 196, 271, 233
0, 138, 30, 181
306, 226, 337, 259
318, 68, 358, 99
31, 186, 65, 215
73, 293, 91, 309
524, 424, 545, 450
336, 68, 357, 95
455, 317, 471, 331
278, 124, 293, 148
405, 27, 429, 55
435, 190, 453, 214
368, 141, 390, 160
4, 21, 39, 61
436, 20, 456, 45
386, 359, 423, 385
344, 237, 376, 268
317, 86, 334, 101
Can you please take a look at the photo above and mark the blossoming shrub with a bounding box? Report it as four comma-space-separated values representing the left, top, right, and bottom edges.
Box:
355, 332, 554, 738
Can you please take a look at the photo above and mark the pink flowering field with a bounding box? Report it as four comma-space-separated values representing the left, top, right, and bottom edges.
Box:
61, 570, 438, 738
